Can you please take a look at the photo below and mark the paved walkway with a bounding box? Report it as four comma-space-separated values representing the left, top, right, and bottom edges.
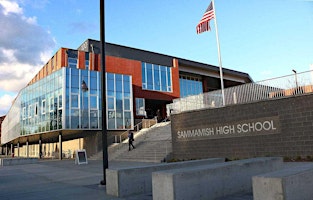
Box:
0, 159, 156, 200
1, 159, 311, 200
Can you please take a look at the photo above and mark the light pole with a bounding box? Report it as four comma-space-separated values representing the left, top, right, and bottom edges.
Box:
100, 0, 108, 186
81, 80, 88, 149
81, 80, 88, 129
292, 69, 298, 88
292, 69, 298, 90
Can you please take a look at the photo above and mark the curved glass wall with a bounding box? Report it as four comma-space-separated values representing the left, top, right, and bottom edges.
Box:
21, 69, 64, 135
1, 67, 133, 144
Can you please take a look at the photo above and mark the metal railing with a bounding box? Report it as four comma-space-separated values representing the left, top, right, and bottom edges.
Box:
114, 119, 157, 143
167, 70, 313, 114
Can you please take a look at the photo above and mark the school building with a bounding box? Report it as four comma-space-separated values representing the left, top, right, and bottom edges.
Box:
0, 39, 252, 158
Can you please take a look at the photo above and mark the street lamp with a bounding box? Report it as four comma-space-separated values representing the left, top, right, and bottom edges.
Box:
100, 0, 108, 186
81, 80, 88, 130
82, 80, 89, 92
292, 69, 298, 89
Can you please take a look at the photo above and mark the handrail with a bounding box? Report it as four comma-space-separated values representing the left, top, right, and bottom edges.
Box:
114, 121, 144, 143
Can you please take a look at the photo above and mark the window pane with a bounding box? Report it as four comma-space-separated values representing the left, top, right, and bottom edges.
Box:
108, 98, 114, 109
161, 67, 167, 91
116, 99, 123, 110
90, 96, 98, 109
108, 111, 115, 129
124, 111, 131, 128
58, 95, 62, 109
116, 80, 122, 92
71, 75, 79, 88
71, 94, 78, 108
116, 111, 123, 129
146, 64, 153, 90
124, 99, 130, 110
123, 80, 130, 93
154, 65, 160, 91
142, 62, 146, 88
167, 68, 172, 91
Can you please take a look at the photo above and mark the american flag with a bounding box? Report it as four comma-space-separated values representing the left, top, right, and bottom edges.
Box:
196, 2, 215, 34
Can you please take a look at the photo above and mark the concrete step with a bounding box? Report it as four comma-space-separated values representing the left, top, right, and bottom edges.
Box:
89, 121, 172, 163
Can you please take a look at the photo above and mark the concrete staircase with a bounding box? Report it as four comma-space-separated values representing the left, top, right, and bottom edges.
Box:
90, 121, 172, 163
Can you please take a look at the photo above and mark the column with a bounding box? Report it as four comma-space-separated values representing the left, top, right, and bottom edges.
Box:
17, 143, 20, 157
39, 139, 42, 159
26, 141, 29, 158
10, 144, 13, 157
59, 133, 62, 160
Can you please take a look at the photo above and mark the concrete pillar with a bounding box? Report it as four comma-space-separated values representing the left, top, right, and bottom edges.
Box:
26, 141, 29, 158
17, 143, 20, 157
39, 139, 42, 159
10, 144, 13, 157
59, 133, 62, 160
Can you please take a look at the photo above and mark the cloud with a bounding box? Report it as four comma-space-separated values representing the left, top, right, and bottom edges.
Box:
0, 94, 16, 116
0, 0, 56, 114
0, 0, 22, 15
0, 3, 55, 66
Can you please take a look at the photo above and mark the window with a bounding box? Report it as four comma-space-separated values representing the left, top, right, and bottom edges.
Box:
28, 105, 32, 118
23, 107, 26, 120
49, 97, 54, 112
58, 95, 62, 109
106, 73, 133, 130
85, 60, 89, 70
142, 62, 172, 92
34, 103, 39, 116
90, 95, 98, 109
71, 94, 79, 108
68, 58, 77, 68
179, 74, 203, 98
136, 98, 145, 116
41, 100, 46, 114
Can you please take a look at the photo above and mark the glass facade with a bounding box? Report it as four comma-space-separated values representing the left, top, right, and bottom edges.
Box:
1, 67, 133, 144
65, 67, 101, 129
179, 74, 203, 97
142, 62, 172, 92
21, 69, 64, 135
107, 73, 133, 129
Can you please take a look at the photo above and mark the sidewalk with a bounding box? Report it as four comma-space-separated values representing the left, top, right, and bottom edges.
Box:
0, 159, 155, 200
1, 159, 311, 200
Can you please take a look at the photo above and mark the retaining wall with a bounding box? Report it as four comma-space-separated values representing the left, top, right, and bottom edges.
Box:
171, 94, 313, 160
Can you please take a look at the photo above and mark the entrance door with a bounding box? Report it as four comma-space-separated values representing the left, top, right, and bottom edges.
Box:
145, 99, 170, 122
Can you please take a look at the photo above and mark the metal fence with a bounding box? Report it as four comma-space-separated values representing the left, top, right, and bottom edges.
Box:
167, 70, 313, 114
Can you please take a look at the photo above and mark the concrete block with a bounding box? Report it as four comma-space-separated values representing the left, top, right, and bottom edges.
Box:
152, 157, 283, 200
253, 163, 313, 200
106, 158, 224, 197
0, 158, 38, 166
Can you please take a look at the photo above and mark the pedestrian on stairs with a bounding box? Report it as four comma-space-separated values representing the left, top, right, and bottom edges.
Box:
128, 130, 135, 151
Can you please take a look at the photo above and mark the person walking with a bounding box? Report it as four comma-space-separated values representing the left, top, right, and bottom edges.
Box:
128, 130, 135, 151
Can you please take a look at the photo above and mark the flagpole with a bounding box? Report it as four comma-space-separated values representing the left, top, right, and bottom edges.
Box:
211, 0, 225, 106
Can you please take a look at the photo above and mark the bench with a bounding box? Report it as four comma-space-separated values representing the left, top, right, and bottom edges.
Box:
152, 157, 283, 200
106, 158, 224, 197
253, 163, 313, 200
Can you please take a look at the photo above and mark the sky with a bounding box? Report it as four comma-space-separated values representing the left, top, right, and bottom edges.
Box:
0, 0, 312, 116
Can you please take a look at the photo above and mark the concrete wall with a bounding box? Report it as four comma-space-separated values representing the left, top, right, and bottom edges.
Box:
253, 163, 313, 200
106, 158, 224, 197
152, 157, 283, 200
171, 94, 313, 160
